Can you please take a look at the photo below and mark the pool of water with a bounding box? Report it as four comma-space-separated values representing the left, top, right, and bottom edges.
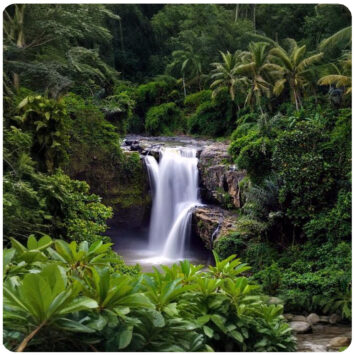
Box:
107, 227, 211, 272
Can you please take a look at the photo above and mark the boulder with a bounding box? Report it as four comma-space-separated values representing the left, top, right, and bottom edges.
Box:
130, 143, 143, 152
268, 297, 283, 305
319, 316, 329, 323
293, 315, 306, 322
289, 321, 312, 334
191, 206, 238, 249
327, 336, 351, 350
329, 313, 341, 324
124, 139, 139, 146
283, 313, 294, 321
198, 143, 246, 208
306, 313, 320, 325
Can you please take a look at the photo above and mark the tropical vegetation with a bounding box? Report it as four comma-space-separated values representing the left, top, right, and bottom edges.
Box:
3, 3, 352, 351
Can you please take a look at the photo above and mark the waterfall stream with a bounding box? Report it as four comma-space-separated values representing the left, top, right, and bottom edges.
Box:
144, 147, 201, 261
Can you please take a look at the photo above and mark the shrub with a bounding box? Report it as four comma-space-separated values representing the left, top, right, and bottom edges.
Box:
3, 239, 296, 352
187, 88, 234, 137
145, 102, 183, 135
253, 262, 282, 296
16, 95, 70, 173
101, 91, 135, 136
214, 232, 247, 260
184, 90, 212, 114
272, 121, 336, 226
134, 75, 181, 132
229, 128, 273, 184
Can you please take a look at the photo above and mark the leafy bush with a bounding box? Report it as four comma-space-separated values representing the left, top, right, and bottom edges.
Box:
304, 189, 351, 241
145, 102, 183, 135
133, 75, 182, 133
253, 262, 282, 296
3, 239, 296, 352
101, 92, 135, 136
184, 90, 212, 114
187, 88, 234, 137
3, 168, 112, 245
15, 95, 70, 173
272, 121, 336, 227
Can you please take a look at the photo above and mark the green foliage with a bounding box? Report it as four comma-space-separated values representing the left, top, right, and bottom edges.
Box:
42, 171, 113, 243
184, 90, 212, 112
3, 136, 112, 245
319, 285, 351, 320
187, 88, 235, 137
15, 95, 70, 173
2, 4, 353, 347
3, 240, 296, 352
272, 121, 336, 226
304, 189, 351, 241
100, 91, 136, 136
62, 93, 150, 222
4, 4, 120, 97
145, 102, 183, 135
253, 263, 282, 296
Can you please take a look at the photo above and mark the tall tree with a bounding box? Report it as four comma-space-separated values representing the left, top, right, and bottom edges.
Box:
318, 52, 351, 96
236, 42, 274, 112
269, 39, 323, 110
210, 50, 247, 111
3, 4, 120, 96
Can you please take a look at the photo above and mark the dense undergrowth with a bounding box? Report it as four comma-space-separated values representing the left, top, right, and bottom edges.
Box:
4, 237, 295, 352
3, 3, 352, 352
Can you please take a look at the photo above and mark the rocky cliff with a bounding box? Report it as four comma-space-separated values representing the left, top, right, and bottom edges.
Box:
68, 148, 151, 229
191, 206, 238, 249
198, 143, 246, 209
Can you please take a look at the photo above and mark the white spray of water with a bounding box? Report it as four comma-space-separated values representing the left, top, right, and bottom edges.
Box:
144, 147, 200, 261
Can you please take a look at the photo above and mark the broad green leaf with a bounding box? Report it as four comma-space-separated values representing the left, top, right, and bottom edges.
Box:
118, 325, 133, 349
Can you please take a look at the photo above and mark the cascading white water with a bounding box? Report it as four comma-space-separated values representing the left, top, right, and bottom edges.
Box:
144, 147, 200, 260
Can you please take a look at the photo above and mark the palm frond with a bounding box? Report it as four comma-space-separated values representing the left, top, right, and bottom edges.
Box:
319, 26, 352, 51
297, 52, 324, 72
273, 78, 287, 96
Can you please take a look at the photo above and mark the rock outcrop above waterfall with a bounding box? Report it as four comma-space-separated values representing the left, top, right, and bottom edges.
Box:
198, 143, 246, 209
69, 146, 151, 229
191, 206, 238, 249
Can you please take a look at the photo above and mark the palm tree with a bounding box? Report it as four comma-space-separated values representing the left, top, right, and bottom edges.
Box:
210, 50, 247, 116
210, 50, 246, 102
319, 26, 351, 53
269, 39, 324, 110
167, 44, 203, 97
318, 52, 351, 96
235, 42, 274, 113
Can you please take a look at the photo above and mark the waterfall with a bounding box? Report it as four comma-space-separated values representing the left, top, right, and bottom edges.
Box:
144, 147, 200, 260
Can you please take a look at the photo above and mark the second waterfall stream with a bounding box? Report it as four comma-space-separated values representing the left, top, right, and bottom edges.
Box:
144, 147, 201, 261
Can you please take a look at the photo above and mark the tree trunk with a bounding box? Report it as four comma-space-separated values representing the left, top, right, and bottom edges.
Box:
119, 19, 124, 53
235, 4, 239, 22
16, 322, 46, 352
13, 5, 26, 91
253, 5, 256, 31
182, 73, 186, 98
294, 90, 299, 111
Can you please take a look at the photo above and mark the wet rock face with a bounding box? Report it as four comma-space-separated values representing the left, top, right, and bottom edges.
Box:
105, 152, 152, 229
191, 206, 238, 249
198, 143, 246, 208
